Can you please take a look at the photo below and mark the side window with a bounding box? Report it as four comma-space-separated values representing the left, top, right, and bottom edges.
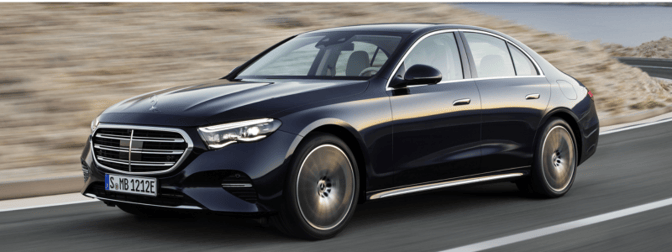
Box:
464, 33, 515, 78
401, 33, 463, 81
507, 43, 538, 76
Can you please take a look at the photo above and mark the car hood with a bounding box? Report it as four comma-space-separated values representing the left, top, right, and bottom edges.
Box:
99, 79, 369, 127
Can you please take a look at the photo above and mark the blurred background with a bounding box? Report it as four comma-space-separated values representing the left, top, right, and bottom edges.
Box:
0, 2, 671, 192
2, 3, 672, 251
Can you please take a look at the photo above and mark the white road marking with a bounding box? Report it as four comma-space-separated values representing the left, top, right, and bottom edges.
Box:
0, 193, 96, 213
0, 201, 96, 213
440, 197, 672, 252
599, 117, 672, 135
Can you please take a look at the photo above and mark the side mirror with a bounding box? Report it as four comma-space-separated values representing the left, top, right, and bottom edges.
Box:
230, 65, 241, 74
223, 65, 242, 80
390, 64, 442, 88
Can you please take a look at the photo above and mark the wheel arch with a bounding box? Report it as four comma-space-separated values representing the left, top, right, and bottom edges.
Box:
537, 108, 583, 163
289, 119, 370, 204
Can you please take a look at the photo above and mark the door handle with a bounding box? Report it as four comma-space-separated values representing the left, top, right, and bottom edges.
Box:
453, 98, 471, 106
525, 94, 540, 100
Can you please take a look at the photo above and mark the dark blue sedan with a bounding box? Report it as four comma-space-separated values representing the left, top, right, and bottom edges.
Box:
81, 23, 599, 240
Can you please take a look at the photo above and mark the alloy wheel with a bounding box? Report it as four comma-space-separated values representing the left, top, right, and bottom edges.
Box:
296, 144, 355, 230
541, 125, 576, 192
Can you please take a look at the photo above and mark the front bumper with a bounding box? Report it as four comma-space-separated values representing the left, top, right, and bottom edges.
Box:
81, 128, 301, 215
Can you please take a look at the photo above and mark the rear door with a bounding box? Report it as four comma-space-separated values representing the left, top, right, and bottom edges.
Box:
461, 31, 550, 172
389, 31, 482, 186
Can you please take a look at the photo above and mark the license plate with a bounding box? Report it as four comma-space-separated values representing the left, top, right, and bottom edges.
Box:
105, 174, 157, 197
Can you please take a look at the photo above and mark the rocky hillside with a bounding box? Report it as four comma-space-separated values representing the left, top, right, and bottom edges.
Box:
604, 37, 672, 59
1, 3, 670, 180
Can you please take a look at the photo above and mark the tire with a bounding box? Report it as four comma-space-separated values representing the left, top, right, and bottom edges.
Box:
116, 203, 192, 218
517, 118, 578, 198
271, 133, 359, 240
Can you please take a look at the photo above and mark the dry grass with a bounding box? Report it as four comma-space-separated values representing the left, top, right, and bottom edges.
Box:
604, 37, 672, 58
629, 100, 666, 110
0, 3, 670, 180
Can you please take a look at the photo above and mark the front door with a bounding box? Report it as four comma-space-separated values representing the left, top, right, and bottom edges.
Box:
389, 32, 482, 186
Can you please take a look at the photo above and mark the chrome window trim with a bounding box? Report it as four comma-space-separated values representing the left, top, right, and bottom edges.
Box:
90, 123, 194, 175
221, 183, 253, 188
461, 29, 544, 76
385, 29, 459, 91
385, 29, 545, 91
84, 193, 203, 210
466, 75, 546, 82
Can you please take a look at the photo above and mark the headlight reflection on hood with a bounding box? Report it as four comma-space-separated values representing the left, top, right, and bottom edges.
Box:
197, 118, 282, 149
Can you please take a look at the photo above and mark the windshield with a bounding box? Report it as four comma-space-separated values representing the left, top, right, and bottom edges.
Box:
237, 32, 403, 79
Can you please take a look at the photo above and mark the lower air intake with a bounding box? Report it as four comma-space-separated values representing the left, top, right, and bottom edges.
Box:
82, 161, 90, 182
221, 172, 258, 203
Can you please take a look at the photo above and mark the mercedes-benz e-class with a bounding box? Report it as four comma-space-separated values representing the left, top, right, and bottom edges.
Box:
81, 24, 599, 240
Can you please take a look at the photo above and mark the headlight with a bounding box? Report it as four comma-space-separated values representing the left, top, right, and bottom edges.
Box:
198, 118, 281, 149
90, 115, 100, 133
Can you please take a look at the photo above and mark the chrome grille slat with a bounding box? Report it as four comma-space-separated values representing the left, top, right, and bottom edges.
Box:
94, 144, 128, 152
95, 133, 184, 143
132, 136, 185, 143
98, 156, 176, 167
95, 134, 131, 141
128, 129, 134, 171
134, 149, 184, 155
94, 144, 184, 155
98, 156, 130, 165
132, 161, 175, 166
91, 124, 193, 175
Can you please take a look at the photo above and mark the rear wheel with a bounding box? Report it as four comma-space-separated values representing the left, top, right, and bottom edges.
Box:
271, 133, 359, 240
517, 118, 577, 198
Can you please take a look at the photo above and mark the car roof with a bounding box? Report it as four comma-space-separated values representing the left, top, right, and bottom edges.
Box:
303, 23, 489, 35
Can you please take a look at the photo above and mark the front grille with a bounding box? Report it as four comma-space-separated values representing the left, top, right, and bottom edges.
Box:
87, 182, 198, 207
91, 126, 192, 174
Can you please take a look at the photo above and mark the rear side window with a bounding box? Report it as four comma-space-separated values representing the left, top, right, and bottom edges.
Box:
507, 43, 538, 76
464, 33, 515, 78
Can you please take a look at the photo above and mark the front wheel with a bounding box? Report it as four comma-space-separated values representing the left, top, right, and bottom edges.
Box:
517, 118, 577, 198
271, 133, 359, 240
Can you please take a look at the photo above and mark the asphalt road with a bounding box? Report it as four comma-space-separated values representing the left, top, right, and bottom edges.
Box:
2, 120, 672, 251
617, 57, 672, 79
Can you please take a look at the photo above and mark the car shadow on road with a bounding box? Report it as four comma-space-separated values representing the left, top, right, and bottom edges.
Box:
69, 182, 538, 250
